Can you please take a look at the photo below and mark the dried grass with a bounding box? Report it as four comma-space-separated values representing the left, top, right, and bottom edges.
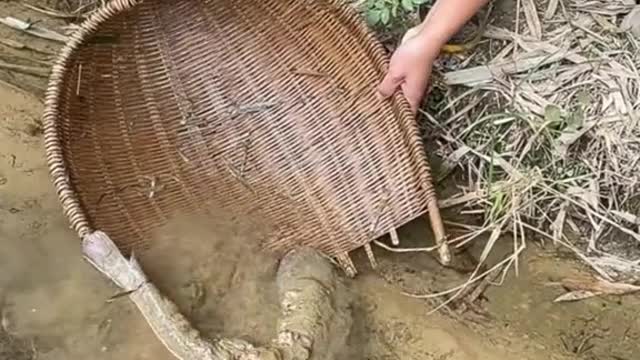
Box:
424, 0, 640, 287
52, 0, 105, 15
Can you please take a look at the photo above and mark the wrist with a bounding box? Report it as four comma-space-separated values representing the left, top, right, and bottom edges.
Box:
413, 25, 447, 61
417, 21, 451, 48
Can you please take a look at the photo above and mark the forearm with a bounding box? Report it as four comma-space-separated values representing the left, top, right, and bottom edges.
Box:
418, 0, 490, 48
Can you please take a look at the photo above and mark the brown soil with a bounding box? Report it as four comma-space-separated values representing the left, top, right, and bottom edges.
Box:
1, 1, 639, 360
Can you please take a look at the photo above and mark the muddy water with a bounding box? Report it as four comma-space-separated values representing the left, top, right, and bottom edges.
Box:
1, 1, 640, 359
139, 211, 283, 347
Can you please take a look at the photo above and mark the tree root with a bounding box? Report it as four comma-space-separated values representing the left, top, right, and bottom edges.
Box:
82, 231, 352, 360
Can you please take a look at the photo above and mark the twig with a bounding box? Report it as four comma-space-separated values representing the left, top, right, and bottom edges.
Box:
438, 190, 484, 209
21, 3, 86, 20
0, 38, 55, 55
0, 61, 49, 77
461, 262, 504, 305
0, 53, 51, 67
373, 239, 440, 253
0, 17, 68, 43
364, 243, 378, 269
76, 64, 82, 96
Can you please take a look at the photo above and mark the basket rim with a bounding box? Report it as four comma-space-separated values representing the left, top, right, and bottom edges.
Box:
41, 0, 425, 241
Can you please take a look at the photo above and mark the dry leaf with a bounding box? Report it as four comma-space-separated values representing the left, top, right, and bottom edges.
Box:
591, 13, 619, 32
437, 145, 472, 181
587, 178, 600, 209
621, 6, 640, 38
522, 0, 542, 39
570, 0, 636, 16
551, 111, 598, 160
547, 275, 640, 303
567, 186, 600, 209
545, 0, 559, 20
443, 54, 567, 86
551, 201, 568, 244
438, 190, 485, 209
611, 210, 640, 224
554, 290, 601, 302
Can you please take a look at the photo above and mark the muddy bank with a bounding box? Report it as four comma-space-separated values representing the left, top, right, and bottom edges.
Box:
0, 1, 639, 359
1, 84, 637, 359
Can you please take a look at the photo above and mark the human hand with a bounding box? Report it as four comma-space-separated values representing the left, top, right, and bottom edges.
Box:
377, 26, 440, 114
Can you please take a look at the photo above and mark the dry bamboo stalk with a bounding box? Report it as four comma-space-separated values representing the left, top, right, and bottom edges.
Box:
443, 54, 567, 86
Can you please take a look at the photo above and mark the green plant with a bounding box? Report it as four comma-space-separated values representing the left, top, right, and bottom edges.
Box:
364, 0, 429, 29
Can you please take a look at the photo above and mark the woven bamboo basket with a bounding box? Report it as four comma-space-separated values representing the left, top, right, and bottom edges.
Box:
42, 0, 450, 275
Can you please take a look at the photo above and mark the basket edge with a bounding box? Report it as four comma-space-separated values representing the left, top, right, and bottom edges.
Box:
42, 0, 145, 239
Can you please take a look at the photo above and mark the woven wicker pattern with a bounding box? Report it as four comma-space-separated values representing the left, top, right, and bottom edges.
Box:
43, 0, 449, 272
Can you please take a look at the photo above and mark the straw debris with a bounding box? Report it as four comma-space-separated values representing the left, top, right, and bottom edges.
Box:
421, 0, 640, 285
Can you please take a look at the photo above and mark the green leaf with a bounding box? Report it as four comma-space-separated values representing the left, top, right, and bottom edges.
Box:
412, 0, 427, 4
490, 190, 505, 220
576, 90, 591, 107
366, 9, 381, 25
566, 108, 584, 130
380, 7, 390, 25
401, 0, 414, 11
544, 104, 563, 124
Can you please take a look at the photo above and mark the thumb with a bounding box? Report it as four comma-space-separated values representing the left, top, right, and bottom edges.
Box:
377, 70, 404, 99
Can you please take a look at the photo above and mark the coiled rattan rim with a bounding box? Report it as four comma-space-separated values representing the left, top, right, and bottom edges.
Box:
42, 0, 448, 264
